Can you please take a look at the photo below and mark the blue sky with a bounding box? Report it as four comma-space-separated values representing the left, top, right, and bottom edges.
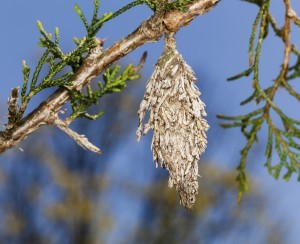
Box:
1, 0, 300, 243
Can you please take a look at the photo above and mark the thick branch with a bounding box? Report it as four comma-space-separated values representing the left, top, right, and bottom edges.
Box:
0, 0, 220, 153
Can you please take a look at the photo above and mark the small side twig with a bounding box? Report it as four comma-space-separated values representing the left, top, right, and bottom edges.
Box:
52, 117, 102, 154
7, 87, 19, 130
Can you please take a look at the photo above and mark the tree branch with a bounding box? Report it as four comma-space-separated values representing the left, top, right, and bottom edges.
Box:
0, 0, 220, 153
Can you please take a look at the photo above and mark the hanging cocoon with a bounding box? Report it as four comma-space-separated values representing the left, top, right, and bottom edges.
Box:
137, 33, 209, 209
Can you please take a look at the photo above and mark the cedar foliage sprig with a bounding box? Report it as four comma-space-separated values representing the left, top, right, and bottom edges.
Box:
217, 0, 300, 202
13, 0, 193, 127
165, 0, 195, 11
12, 0, 156, 128
69, 63, 142, 121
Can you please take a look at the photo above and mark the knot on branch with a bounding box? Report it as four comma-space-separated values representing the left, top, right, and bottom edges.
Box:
84, 38, 104, 67
140, 14, 165, 41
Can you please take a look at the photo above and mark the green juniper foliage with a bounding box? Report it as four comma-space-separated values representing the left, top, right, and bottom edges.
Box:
165, 0, 195, 11
13, 0, 193, 129
14, 0, 151, 128
217, 0, 300, 202
69, 64, 141, 121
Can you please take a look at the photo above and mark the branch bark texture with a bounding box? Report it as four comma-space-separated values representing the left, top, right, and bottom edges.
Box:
0, 0, 220, 153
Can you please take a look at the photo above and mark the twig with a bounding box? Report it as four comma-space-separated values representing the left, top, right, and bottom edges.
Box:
53, 117, 102, 154
7, 87, 19, 130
